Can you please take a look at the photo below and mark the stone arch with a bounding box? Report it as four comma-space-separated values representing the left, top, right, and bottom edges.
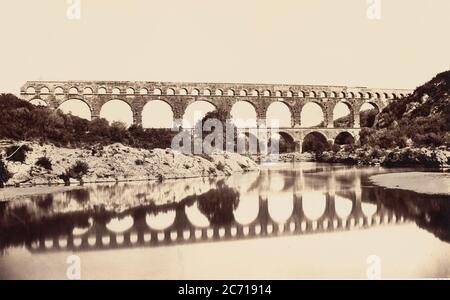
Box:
286, 91, 293, 97
230, 101, 257, 128
308, 91, 316, 98
112, 87, 121, 95
179, 88, 188, 95
166, 88, 175, 95
239, 90, 247, 96
58, 98, 92, 120
266, 101, 292, 128
319, 91, 326, 98
26, 87, 36, 94
83, 87, 93, 95
227, 89, 235, 96
100, 99, 134, 126
302, 131, 329, 153
298, 91, 305, 98
68, 87, 79, 95
139, 88, 148, 95
359, 102, 380, 128
236, 131, 261, 154
98, 87, 107, 94
275, 90, 282, 97
251, 90, 259, 97
183, 100, 217, 128
191, 88, 199, 96
334, 131, 355, 145
142, 100, 174, 128
276, 131, 296, 153
153, 88, 162, 95
126, 87, 135, 95
215, 89, 223, 96
40, 87, 50, 94
300, 101, 325, 128
333, 101, 353, 128
203, 89, 211, 96
54, 87, 64, 94
263, 90, 271, 97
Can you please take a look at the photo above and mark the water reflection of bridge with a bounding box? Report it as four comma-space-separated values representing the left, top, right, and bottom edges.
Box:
27, 190, 406, 253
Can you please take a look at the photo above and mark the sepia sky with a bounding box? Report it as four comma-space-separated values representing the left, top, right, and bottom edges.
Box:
1, 0, 450, 125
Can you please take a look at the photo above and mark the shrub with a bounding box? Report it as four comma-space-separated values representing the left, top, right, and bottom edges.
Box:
35, 156, 52, 170
216, 161, 225, 171
0, 159, 12, 188
67, 160, 89, 179
135, 159, 144, 165
5, 144, 32, 163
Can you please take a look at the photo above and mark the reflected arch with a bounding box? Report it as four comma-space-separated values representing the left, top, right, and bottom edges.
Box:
142, 100, 173, 128
301, 102, 324, 127
106, 216, 134, 233
58, 99, 92, 120
182, 100, 216, 128
273, 131, 296, 153
100, 99, 134, 127
266, 102, 292, 128
268, 193, 293, 224
146, 211, 176, 230
233, 194, 259, 225
30, 99, 48, 107
185, 203, 210, 227
334, 195, 353, 219
230, 101, 257, 128
302, 191, 326, 220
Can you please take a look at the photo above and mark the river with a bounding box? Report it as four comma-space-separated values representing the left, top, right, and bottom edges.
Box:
0, 162, 449, 279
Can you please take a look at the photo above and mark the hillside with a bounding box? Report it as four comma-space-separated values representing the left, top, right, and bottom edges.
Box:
0, 93, 175, 149
360, 71, 450, 148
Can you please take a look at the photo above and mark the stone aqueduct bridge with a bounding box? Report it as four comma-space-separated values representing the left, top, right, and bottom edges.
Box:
21, 81, 412, 149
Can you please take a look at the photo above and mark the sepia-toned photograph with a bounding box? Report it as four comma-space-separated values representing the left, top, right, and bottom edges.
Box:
0, 0, 449, 283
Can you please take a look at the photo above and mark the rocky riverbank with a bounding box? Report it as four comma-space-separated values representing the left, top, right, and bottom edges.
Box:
0, 141, 259, 188
317, 147, 450, 168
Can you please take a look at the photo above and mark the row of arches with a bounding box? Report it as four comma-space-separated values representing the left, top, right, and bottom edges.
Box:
29, 98, 379, 129
25, 85, 408, 100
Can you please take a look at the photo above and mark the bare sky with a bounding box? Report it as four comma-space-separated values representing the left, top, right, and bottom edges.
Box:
1, 0, 450, 94
1, 0, 450, 126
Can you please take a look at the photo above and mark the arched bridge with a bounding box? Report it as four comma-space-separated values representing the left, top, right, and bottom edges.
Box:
21, 81, 412, 151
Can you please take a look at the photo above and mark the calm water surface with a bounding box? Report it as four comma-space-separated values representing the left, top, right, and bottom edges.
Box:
0, 162, 449, 279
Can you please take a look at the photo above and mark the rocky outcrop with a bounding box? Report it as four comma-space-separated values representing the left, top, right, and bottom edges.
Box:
381, 147, 449, 168
1, 142, 259, 186
317, 147, 449, 168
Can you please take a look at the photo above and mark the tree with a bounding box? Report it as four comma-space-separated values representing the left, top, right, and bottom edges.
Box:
0, 158, 12, 188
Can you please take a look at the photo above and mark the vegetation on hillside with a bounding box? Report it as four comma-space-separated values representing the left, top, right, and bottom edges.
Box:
0, 93, 176, 149
359, 71, 450, 149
